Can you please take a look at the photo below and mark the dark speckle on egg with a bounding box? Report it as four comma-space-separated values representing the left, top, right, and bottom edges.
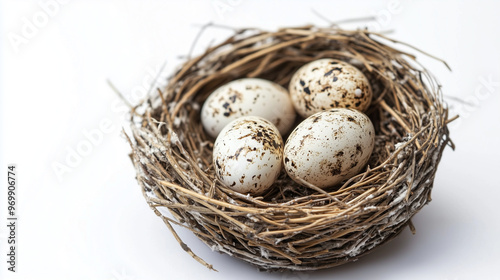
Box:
324, 69, 334, 77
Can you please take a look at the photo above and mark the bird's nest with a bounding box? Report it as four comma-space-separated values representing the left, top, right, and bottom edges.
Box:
126, 24, 454, 272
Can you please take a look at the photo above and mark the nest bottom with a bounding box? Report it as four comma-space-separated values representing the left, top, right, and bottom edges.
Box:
210, 217, 409, 271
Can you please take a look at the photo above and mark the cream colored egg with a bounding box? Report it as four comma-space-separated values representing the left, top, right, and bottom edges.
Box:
201, 78, 296, 138
283, 109, 375, 188
289, 59, 372, 118
213, 116, 283, 195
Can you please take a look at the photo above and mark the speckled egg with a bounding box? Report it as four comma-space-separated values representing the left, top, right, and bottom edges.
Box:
213, 116, 284, 195
289, 58, 372, 118
283, 109, 375, 188
201, 78, 296, 138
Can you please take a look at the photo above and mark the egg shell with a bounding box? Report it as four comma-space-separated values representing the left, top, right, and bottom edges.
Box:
289, 58, 372, 118
201, 78, 296, 138
283, 108, 375, 188
213, 116, 284, 195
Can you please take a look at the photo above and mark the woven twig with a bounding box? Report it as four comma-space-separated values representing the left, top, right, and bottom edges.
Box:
127, 25, 453, 271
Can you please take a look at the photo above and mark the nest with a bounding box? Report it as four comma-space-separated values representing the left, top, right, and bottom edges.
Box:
126, 25, 454, 272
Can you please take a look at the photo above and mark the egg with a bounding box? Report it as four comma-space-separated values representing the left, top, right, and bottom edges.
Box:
213, 116, 284, 194
201, 78, 296, 138
289, 58, 372, 118
283, 109, 375, 188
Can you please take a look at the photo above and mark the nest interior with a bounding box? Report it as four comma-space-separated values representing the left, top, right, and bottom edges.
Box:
126, 25, 453, 272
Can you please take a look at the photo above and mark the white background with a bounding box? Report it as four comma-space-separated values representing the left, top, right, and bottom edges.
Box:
1, 0, 500, 279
